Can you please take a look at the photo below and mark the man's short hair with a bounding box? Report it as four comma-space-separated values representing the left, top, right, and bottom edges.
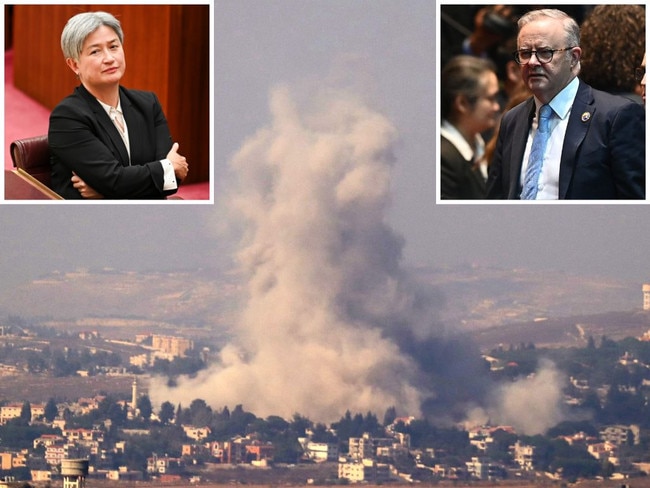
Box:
518, 9, 580, 49
61, 11, 124, 60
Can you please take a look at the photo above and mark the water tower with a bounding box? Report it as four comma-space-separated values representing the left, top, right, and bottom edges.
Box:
61, 458, 89, 488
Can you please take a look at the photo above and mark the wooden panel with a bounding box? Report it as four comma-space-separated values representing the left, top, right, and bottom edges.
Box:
5, 6, 13, 50
5, 170, 63, 200
13, 5, 80, 109
167, 5, 211, 183
12, 5, 209, 185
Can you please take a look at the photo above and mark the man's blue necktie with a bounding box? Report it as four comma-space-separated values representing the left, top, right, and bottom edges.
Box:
521, 104, 553, 200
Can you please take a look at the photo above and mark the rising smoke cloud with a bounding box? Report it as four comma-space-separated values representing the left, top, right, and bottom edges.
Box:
151, 83, 436, 421
151, 82, 569, 432
465, 359, 568, 435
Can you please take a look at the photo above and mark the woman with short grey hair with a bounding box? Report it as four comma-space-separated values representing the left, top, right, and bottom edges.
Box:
61, 11, 124, 61
48, 11, 189, 199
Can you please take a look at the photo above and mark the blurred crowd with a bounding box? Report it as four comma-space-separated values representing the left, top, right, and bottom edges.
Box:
440, 5, 646, 200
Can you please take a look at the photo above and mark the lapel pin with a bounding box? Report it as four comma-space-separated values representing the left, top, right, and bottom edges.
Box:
581, 112, 591, 122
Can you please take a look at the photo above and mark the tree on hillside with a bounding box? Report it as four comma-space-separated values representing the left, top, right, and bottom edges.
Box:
137, 395, 153, 422
188, 399, 212, 426
290, 413, 312, 437
96, 396, 127, 428
158, 401, 175, 425
229, 404, 257, 435
383, 406, 397, 426
19, 401, 31, 426
44, 398, 58, 422
249, 415, 290, 439
311, 423, 337, 443
546, 420, 599, 438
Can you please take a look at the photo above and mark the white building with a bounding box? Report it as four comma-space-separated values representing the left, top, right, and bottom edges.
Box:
338, 458, 391, 483
146, 455, 184, 474
600, 425, 638, 446
348, 433, 394, 460
643, 284, 650, 310
0, 403, 45, 424
302, 441, 339, 462
182, 425, 211, 441
465, 457, 504, 480
513, 441, 535, 470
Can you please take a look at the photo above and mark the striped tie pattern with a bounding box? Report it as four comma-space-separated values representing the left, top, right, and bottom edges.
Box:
521, 104, 553, 200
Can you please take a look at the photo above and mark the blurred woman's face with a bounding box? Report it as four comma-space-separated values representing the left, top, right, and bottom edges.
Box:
468, 71, 501, 134
67, 25, 126, 94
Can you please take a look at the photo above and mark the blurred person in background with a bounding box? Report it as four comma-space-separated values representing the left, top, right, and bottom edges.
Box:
638, 53, 646, 106
440, 55, 500, 199
440, 5, 519, 68
579, 4, 645, 104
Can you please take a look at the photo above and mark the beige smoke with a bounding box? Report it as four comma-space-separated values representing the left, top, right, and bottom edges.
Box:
464, 359, 567, 435
150, 84, 426, 421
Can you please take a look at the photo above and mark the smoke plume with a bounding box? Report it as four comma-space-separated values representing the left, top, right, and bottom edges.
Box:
151, 82, 569, 432
465, 359, 567, 435
151, 84, 440, 421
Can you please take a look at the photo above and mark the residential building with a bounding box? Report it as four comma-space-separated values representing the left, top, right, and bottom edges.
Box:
146, 455, 184, 474
45, 443, 81, 466
151, 335, 193, 358
206, 437, 275, 464
0, 403, 45, 424
182, 425, 211, 441
0, 452, 26, 470
588, 442, 618, 464
204, 441, 226, 460
63, 428, 104, 444
338, 458, 391, 483
34, 434, 65, 449
30, 470, 52, 482
348, 433, 393, 460
129, 353, 149, 368
513, 441, 535, 470
106, 467, 143, 481
465, 457, 504, 480
302, 441, 339, 462
245, 443, 275, 463
600, 425, 637, 446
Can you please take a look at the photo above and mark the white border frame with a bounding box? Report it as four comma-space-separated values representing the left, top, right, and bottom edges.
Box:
435, 1, 649, 205
2, 0, 214, 205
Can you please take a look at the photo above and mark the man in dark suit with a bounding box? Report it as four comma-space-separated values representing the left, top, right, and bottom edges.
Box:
487, 9, 645, 200
48, 11, 188, 199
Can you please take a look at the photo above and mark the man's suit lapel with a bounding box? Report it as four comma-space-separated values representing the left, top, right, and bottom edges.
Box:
558, 80, 594, 199
77, 85, 130, 166
508, 98, 536, 198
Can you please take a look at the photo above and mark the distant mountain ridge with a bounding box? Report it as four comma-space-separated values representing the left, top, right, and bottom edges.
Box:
0, 267, 242, 326
0, 265, 643, 346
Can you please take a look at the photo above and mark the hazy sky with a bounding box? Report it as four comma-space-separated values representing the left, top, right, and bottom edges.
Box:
1, 0, 650, 294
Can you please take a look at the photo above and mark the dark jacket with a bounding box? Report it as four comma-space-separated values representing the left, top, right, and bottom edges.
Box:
487, 80, 645, 199
440, 135, 486, 199
49, 84, 175, 199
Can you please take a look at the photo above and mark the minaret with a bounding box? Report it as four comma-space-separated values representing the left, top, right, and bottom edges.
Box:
131, 377, 138, 418
643, 284, 650, 311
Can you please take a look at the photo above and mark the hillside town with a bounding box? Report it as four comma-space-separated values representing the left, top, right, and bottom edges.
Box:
1, 390, 648, 486
3, 316, 650, 486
